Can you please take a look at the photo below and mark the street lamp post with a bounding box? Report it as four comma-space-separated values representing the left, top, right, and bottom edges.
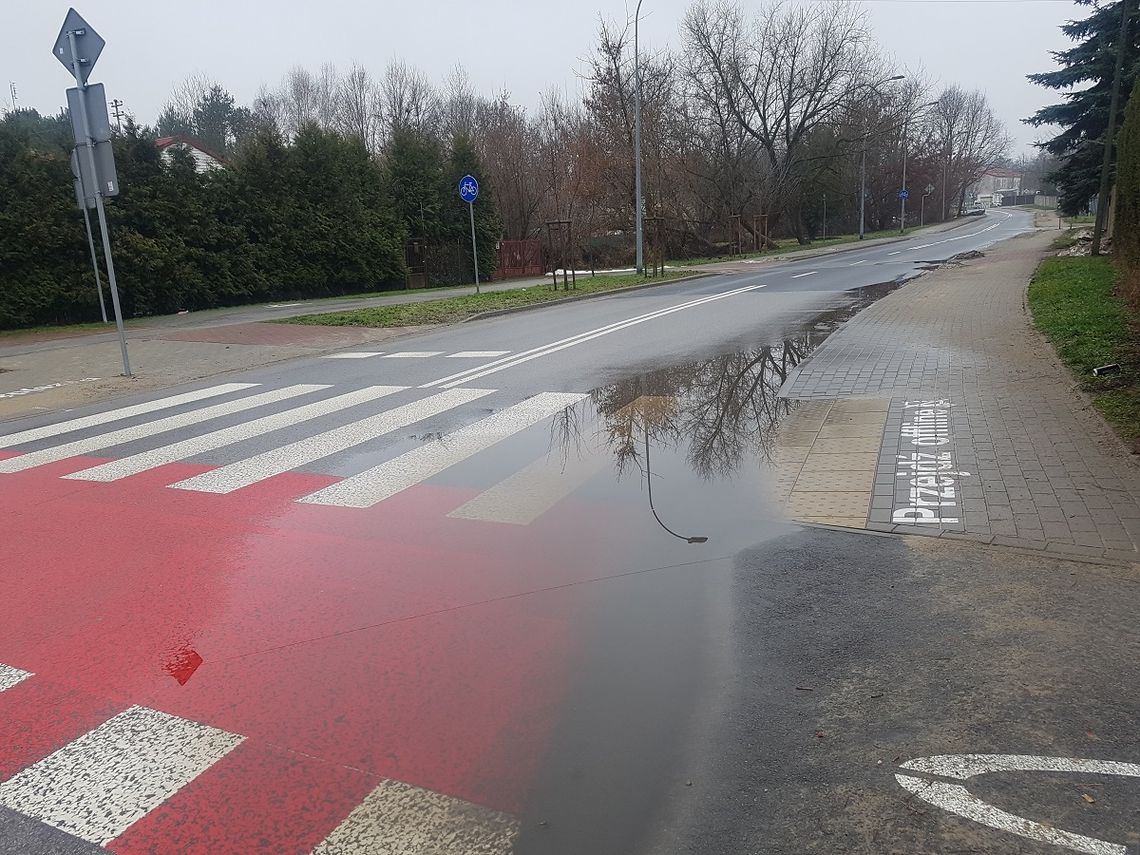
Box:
634, 0, 645, 275
858, 75, 906, 240
899, 101, 941, 234
899, 121, 909, 234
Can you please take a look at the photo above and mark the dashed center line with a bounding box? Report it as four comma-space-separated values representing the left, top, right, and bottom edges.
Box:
791, 271, 818, 279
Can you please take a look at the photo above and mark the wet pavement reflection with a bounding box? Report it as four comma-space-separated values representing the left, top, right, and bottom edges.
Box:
513, 332, 834, 853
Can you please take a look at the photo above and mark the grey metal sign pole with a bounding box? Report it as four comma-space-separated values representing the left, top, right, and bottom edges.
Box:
66, 27, 130, 376
71, 149, 108, 323
458, 175, 481, 295
468, 202, 480, 295
82, 207, 108, 323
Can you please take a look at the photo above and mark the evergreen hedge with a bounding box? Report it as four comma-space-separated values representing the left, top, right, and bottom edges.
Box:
0, 114, 501, 329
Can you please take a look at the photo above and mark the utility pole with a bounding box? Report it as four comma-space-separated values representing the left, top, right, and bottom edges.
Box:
1092, 0, 1134, 255
110, 98, 124, 133
900, 121, 909, 234
633, 0, 645, 275
859, 145, 867, 239
7, 82, 17, 111
858, 75, 905, 240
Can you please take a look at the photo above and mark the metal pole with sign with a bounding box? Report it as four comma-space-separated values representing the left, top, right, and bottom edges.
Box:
70, 149, 108, 323
82, 209, 109, 323
459, 174, 480, 295
55, 8, 131, 376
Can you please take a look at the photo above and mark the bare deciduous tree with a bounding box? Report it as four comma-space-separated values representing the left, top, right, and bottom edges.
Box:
682, 0, 875, 238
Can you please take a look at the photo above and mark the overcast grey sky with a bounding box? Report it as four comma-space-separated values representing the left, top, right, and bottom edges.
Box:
4, 0, 1084, 154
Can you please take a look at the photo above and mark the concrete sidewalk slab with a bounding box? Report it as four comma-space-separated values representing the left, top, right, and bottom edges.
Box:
772, 230, 1140, 563
0, 325, 428, 423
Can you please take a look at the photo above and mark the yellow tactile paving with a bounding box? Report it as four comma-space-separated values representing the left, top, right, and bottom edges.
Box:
767, 398, 891, 531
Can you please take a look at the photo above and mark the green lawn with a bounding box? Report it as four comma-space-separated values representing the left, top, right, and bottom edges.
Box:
281, 271, 693, 328
1029, 256, 1140, 449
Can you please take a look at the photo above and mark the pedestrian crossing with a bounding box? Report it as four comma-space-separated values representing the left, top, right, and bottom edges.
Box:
0, 667, 519, 853
0, 382, 600, 523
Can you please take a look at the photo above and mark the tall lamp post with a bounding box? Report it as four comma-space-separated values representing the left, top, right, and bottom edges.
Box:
634, 0, 646, 274
898, 100, 940, 234
859, 75, 905, 240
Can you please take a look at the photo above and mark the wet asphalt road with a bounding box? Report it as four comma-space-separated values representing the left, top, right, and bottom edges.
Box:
10, 209, 1134, 855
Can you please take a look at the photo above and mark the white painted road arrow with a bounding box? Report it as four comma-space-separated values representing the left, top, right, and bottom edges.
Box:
895, 753, 1140, 854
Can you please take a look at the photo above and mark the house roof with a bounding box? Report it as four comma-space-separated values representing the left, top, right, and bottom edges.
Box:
983, 167, 1020, 178
155, 134, 227, 166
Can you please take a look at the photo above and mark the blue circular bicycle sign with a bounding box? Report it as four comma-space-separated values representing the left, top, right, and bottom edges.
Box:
898, 189, 910, 200
459, 175, 479, 203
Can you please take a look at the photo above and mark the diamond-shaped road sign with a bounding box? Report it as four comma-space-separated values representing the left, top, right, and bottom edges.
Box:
53, 8, 105, 85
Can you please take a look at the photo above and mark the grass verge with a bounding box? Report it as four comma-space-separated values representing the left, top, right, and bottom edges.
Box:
1028, 256, 1140, 450
281, 271, 693, 328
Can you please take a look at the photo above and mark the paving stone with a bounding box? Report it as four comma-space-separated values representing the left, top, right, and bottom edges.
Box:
776, 231, 1140, 555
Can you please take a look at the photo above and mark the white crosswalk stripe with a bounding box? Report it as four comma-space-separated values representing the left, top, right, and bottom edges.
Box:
0, 663, 518, 854
0, 705, 242, 845
447, 351, 511, 359
0, 385, 326, 474
448, 449, 608, 525
0, 663, 32, 693
3, 384, 604, 521
65, 386, 403, 483
310, 779, 518, 855
382, 351, 445, 358
323, 352, 384, 359
300, 392, 587, 508
0, 383, 258, 450
171, 387, 493, 495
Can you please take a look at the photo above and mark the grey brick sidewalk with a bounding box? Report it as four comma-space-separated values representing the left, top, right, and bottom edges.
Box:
779, 230, 1140, 562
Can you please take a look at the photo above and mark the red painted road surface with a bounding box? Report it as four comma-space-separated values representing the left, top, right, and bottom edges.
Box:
0, 450, 628, 851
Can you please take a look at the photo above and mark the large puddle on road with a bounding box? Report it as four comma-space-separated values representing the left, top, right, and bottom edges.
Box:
508, 321, 854, 854
506, 281, 918, 854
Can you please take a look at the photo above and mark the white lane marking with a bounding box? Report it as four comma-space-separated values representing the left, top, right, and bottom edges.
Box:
322, 352, 384, 360
0, 384, 258, 450
887, 251, 902, 256
912, 243, 934, 250
0, 386, 320, 474
448, 450, 609, 525
0, 706, 242, 845
429, 286, 763, 389
311, 778, 518, 855
791, 271, 818, 278
171, 387, 490, 495
382, 351, 445, 359
0, 663, 32, 693
267, 303, 303, 308
66, 386, 401, 483
849, 260, 866, 266
422, 284, 761, 389
896, 754, 1140, 855
447, 351, 512, 359
300, 391, 587, 508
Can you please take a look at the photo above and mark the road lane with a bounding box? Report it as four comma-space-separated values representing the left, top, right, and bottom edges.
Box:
0, 209, 1046, 854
